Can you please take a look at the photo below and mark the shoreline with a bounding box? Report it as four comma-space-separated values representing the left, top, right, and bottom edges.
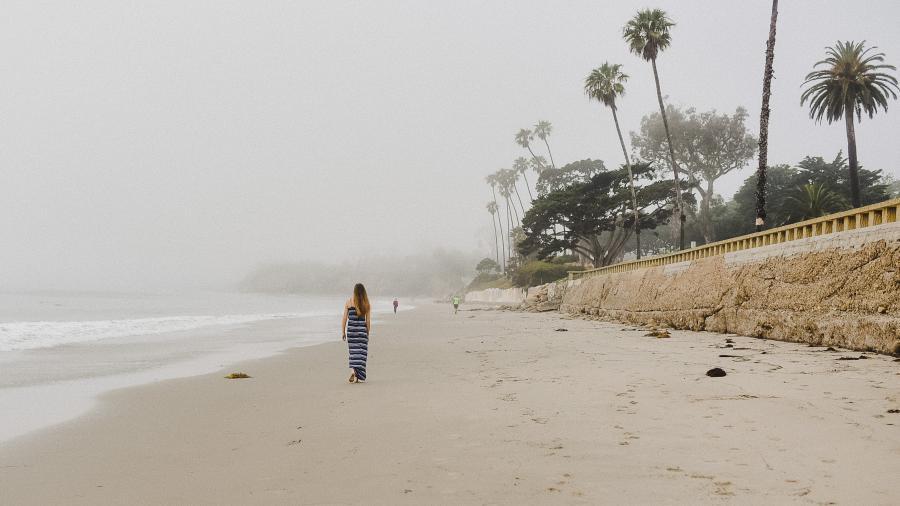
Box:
0, 315, 338, 444
2, 304, 898, 504
1, 302, 410, 444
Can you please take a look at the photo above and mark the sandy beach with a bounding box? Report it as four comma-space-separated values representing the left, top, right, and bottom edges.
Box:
1, 303, 898, 505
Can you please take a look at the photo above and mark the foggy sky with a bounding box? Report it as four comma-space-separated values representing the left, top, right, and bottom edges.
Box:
3, 1, 900, 291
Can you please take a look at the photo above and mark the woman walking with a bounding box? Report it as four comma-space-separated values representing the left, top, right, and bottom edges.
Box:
341, 283, 371, 383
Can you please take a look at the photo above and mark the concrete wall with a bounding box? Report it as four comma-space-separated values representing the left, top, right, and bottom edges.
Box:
465, 287, 526, 304
561, 222, 900, 354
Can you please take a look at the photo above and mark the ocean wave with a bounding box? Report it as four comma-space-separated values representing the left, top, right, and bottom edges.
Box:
0, 313, 319, 352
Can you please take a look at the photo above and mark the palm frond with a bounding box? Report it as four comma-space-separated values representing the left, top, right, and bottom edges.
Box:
801, 40, 900, 124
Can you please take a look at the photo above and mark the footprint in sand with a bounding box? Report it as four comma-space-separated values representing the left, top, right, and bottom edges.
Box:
713, 481, 734, 496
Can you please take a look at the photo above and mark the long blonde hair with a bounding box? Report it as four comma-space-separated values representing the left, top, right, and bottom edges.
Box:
351, 283, 370, 318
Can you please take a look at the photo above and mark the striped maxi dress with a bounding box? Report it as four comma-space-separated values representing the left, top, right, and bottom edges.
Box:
346, 307, 368, 381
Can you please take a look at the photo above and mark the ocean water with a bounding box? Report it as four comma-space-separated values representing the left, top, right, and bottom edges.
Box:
0, 291, 404, 443
0, 291, 348, 352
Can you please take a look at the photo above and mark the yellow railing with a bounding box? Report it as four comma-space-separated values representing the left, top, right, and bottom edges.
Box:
569, 197, 900, 281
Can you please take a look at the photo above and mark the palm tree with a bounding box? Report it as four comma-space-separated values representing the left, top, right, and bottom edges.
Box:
486, 202, 501, 266
585, 63, 642, 259
515, 129, 545, 171
513, 157, 535, 201
623, 8, 685, 250
785, 183, 847, 221
502, 168, 525, 218
801, 40, 899, 208
497, 175, 516, 262
486, 174, 507, 271
533, 120, 557, 169
754, 0, 779, 231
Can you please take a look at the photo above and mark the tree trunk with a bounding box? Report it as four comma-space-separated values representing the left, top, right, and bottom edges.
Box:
542, 139, 556, 169
700, 180, 715, 243
490, 211, 499, 266
492, 188, 507, 273
526, 146, 545, 171
513, 183, 526, 215
520, 172, 534, 201
845, 105, 861, 208
755, 0, 778, 231
651, 57, 686, 250
505, 197, 514, 263
510, 193, 521, 224
611, 106, 642, 259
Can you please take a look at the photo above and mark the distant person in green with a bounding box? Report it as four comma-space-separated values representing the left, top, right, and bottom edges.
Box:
452, 295, 460, 314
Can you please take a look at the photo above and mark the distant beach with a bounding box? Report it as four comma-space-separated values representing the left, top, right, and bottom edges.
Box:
2, 303, 897, 504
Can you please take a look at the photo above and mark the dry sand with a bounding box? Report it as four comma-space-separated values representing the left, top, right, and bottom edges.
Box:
1, 304, 898, 505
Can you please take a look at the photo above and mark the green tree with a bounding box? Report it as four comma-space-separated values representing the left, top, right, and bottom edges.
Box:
784, 183, 847, 222
520, 162, 680, 267
632, 106, 757, 243
533, 120, 557, 169
755, 0, 779, 231
475, 257, 501, 275
715, 164, 796, 238
795, 152, 888, 206
801, 40, 899, 207
886, 176, 900, 198
714, 153, 891, 240
585, 62, 643, 259
535, 159, 606, 197
623, 8, 686, 250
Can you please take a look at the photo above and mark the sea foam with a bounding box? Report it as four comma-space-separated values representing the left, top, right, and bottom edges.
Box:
0, 312, 312, 352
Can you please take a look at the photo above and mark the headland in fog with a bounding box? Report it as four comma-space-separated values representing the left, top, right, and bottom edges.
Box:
239, 249, 480, 298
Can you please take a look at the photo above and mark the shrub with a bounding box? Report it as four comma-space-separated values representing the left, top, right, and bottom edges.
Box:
511, 260, 584, 288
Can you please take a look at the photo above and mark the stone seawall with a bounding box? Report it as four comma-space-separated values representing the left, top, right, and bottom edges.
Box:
561, 223, 900, 355
465, 287, 526, 304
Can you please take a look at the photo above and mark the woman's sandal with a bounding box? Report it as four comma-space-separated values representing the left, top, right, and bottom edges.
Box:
348, 371, 357, 383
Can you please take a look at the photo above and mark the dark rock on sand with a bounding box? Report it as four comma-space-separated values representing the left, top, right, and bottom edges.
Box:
706, 368, 727, 377
554, 328, 568, 332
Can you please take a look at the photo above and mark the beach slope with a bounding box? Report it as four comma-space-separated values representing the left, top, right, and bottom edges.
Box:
1, 304, 898, 504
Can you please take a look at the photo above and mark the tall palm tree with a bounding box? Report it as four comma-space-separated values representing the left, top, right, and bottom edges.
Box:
801, 40, 899, 207
486, 174, 507, 271
486, 202, 501, 266
515, 129, 545, 171
513, 157, 534, 201
502, 168, 525, 219
585, 63, 642, 259
533, 120, 557, 169
755, 0, 779, 231
497, 177, 515, 262
623, 8, 685, 250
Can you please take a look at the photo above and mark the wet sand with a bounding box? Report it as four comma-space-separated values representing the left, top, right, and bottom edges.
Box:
1, 304, 898, 504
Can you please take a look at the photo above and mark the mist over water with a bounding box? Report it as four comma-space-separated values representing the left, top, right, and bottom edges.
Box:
2, 1, 899, 293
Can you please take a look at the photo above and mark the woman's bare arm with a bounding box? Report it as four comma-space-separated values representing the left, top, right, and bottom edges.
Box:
340, 302, 349, 340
